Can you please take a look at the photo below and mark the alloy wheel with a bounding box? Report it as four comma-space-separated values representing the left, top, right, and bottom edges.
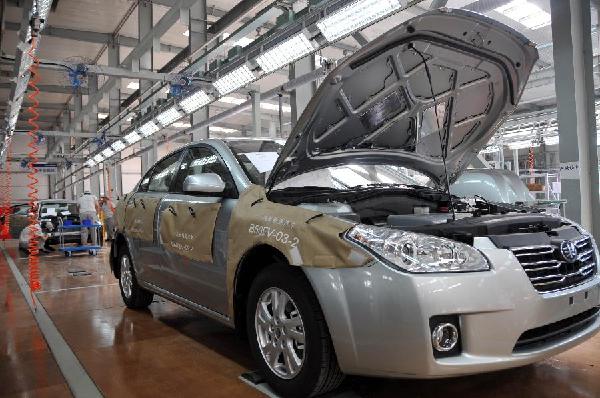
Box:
255, 287, 306, 379
120, 255, 133, 299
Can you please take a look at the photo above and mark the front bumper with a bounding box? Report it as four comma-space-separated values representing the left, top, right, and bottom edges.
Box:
303, 238, 600, 378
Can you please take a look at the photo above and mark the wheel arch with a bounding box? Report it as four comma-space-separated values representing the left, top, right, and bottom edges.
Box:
111, 232, 128, 278
233, 244, 292, 334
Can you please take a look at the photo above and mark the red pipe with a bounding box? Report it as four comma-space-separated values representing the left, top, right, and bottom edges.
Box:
26, 37, 41, 293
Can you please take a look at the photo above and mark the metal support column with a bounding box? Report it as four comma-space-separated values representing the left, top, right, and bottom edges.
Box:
139, 1, 157, 174
513, 148, 520, 176
550, 0, 600, 238
251, 91, 261, 137
73, 94, 85, 196
88, 74, 101, 197
108, 42, 123, 198
289, 54, 316, 125
190, 0, 209, 142
268, 118, 277, 138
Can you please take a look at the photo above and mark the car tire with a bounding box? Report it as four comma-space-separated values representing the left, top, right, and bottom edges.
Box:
118, 245, 153, 309
246, 264, 344, 398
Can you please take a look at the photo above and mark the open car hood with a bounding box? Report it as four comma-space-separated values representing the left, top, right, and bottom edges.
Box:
268, 9, 538, 188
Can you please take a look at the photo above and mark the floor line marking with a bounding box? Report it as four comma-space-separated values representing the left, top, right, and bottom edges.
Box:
1, 245, 104, 398
238, 375, 280, 398
35, 283, 119, 294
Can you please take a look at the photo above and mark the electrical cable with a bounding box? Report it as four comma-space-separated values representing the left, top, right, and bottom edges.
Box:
0, 139, 13, 240
25, 36, 42, 294
410, 43, 456, 221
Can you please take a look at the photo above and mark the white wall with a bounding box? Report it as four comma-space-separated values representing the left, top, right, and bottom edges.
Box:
120, 147, 141, 195
2, 135, 50, 203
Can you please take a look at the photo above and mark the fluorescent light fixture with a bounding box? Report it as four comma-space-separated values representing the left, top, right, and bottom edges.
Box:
495, 0, 551, 30
139, 121, 159, 137
209, 126, 239, 133
219, 96, 246, 105
316, 0, 401, 42
256, 33, 314, 73
213, 65, 255, 95
85, 159, 96, 168
93, 154, 104, 163
479, 145, 501, 154
35, 0, 52, 20
222, 32, 254, 47
179, 90, 211, 113
98, 113, 108, 119
508, 140, 540, 150
155, 106, 182, 126
124, 131, 141, 144
173, 121, 191, 128
260, 102, 291, 113
111, 140, 126, 152
502, 130, 532, 140
102, 147, 115, 158
127, 81, 139, 90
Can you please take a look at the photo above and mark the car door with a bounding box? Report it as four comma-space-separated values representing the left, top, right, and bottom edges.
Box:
157, 146, 237, 315
9, 204, 30, 238
123, 150, 183, 286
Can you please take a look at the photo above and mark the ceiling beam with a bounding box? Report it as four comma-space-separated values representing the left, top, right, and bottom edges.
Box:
4, 21, 184, 54
61, 0, 200, 134
0, 82, 87, 94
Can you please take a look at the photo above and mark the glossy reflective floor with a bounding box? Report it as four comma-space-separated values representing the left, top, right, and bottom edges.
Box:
1, 240, 600, 398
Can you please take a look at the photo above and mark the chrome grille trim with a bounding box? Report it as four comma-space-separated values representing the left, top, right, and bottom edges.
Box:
509, 235, 597, 292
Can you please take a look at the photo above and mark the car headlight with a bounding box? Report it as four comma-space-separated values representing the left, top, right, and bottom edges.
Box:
345, 224, 489, 273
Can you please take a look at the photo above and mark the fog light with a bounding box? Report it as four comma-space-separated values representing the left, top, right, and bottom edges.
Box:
431, 323, 459, 352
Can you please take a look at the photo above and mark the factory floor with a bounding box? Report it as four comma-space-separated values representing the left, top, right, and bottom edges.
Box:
1, 239, 600, 398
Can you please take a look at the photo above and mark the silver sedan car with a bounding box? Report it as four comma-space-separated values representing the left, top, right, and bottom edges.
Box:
110, 9, 600, 398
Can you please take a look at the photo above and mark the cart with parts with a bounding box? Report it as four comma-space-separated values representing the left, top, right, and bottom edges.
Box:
57, 218, 102, 257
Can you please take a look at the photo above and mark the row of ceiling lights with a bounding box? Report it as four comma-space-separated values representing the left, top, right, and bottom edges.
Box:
85, 0, 408, 168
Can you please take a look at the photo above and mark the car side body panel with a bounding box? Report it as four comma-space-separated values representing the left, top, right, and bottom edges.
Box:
225, 184, 373, 316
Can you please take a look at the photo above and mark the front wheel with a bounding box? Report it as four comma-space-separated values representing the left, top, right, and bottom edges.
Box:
118, 246, 153, 309
246, 265, 344, 397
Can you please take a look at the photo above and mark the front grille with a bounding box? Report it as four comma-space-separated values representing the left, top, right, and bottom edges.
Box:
510, 235, 597, 292
514, 307, 600, 352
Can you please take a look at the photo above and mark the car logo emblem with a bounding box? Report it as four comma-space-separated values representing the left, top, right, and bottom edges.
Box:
560, 240, 579, 263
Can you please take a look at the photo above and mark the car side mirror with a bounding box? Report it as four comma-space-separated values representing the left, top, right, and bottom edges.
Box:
183, 173, 226, 194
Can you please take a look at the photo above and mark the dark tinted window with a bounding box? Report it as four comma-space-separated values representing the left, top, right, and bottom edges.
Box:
172, 147, 237, 197
147, 151, 182, 192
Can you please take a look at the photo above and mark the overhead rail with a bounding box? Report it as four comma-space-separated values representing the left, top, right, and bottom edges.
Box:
1, 0, 53, 158
63, 0, 421, 178
55, 63, 331, 191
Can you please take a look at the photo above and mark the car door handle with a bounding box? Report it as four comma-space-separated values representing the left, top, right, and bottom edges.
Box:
188, 207, 196, 218
167, 206, 177, 216
139, 199, 146, 209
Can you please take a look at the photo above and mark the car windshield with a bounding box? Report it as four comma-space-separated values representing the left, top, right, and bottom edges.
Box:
274, 165, 433, 190
226, 140, 284, 185
39, 202, 78, 217
226, 140, 433, 189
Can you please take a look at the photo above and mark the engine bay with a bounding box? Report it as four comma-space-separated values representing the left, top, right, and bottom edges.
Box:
269, 185, 566, 244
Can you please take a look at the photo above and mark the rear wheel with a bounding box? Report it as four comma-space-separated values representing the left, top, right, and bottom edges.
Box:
246, 265, 344, 397
118, 246, 153, 309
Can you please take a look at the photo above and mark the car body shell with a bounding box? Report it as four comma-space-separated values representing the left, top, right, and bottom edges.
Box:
110, 8, 600, 379
111, 139, 600, 378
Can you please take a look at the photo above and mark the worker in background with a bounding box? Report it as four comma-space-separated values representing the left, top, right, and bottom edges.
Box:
19, 205, 53, 253
77, 191, 99, 246
100, 196, 115, 241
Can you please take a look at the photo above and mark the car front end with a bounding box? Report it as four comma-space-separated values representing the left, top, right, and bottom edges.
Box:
303, 217, 600, 378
